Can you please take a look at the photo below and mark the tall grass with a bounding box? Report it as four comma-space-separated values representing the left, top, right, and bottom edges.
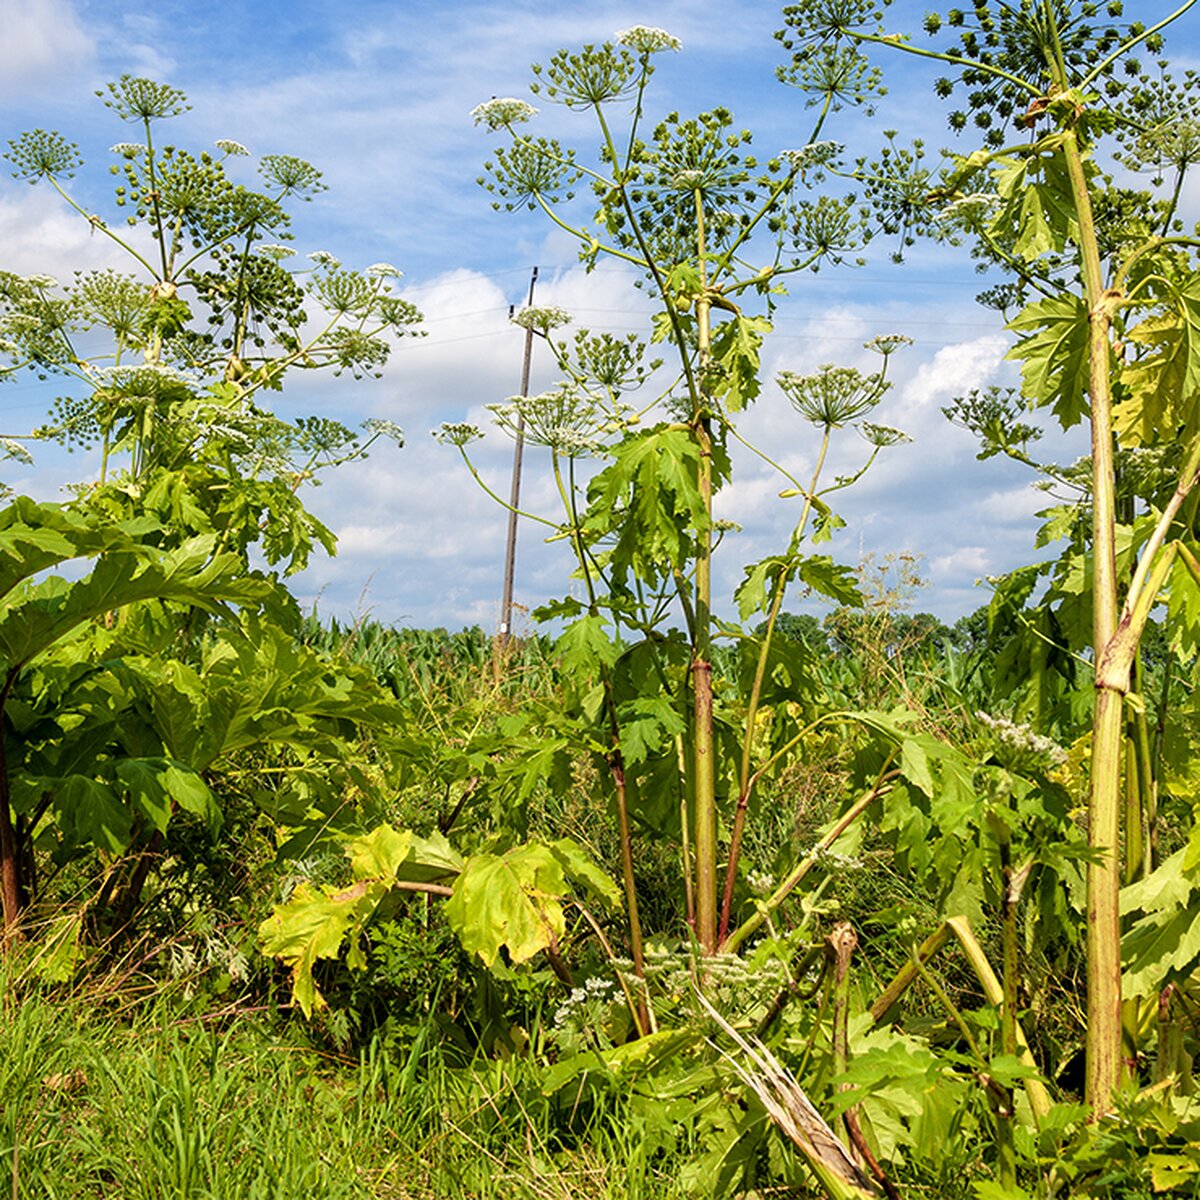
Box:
0, 966, 693, 1200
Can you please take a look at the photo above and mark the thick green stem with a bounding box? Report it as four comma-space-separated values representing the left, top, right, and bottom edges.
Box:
717, 430, 832, 944
724, 769, 894, 955
1056, 113, 1125, 1116
0, 674, 23, 939
945, 916, 1052, 1124
998, 835, 1020, 1193
691, 184, 719, 956
552, 455, 648, 1016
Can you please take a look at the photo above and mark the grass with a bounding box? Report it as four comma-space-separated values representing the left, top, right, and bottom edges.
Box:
0, 973, 699, 1200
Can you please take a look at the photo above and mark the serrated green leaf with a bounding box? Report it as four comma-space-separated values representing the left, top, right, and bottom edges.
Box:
617, 694, 687, 765
556, 614, 619, 674
797, 555, 863, 607
1120, 849, 1191, 917
1118, 274, 1200, 445
1006, 294, 1090, 429
548, 838, 623, 910
710, 314, 771, 412
1122, 889, 1200, 999
55, 774, 131, 853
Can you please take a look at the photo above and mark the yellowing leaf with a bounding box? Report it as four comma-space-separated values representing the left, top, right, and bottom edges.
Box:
258, 878, 386, 1016
347, 824, 412, 880
444, 843, 569, 967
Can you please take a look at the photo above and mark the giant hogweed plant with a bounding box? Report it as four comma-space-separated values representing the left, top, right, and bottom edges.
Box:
0, 79, 420, 939
779, 0, 1200, 1123
256, 28, 1109, 1200
1, 75, 416, 572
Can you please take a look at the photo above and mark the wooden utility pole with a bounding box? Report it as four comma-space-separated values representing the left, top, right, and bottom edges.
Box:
497, 266, 538, 653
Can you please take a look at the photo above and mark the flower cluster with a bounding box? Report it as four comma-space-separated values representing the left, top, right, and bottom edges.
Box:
433, 421, 484, 447
938, 193, 1000, 225
488, 382, 606, 454
511, 304, 571, 333
746, 869, 774, 896
614, 25, 681, 54
865, 333, 912, 356
367, 262, 402, 279
552, 975, 616, 1029
859, 421, 911, 447
214, 139, 249, 156
362, 417, 404, 446
976, 711, 1067, 767
471, 97, 539, 131
781, 141, 843, 171
307, 250, 341, 269
805, 844, 863, 871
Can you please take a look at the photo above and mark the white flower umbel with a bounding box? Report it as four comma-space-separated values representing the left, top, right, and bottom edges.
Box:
976, 711, 1068, 766
307, 250, 341, 269
109, 142, 144, 158
433, 422, 484, 448
366, 263, 402, 279
362, 417, 404, 446
938, 193, 1000, 224
214, 139, 249, 156
614, 25, 681, 53
781, 142, 843, 171
23, 274, 58, 289
511, 304, 571, 333
471, 97, 538, 131
257, 244, 297, 259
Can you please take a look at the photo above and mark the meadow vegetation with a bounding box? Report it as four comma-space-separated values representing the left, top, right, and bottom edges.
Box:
5, 3, 1200, 1197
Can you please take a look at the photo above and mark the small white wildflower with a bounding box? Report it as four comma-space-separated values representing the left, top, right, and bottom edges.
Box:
859, 422, 911, 447
614, 25, 682, 53
214, 139, 249, 156
367, 262, 402, 279
307, 250, 341, 269
747, 869, 774, 896
23, 274, 58, 290
976, 711, 1067, 766
109, 142, 144, 157
2, 314, 41, 333
257, 244, 297, 259
672, 168, 706, 189
781, 141, 843, 171
939, 193, 1000, 222
433, 422, 484, 447
864, 333, 912, 355
471, 97, 539, 131
362, 417, 404, 446
511, 304, 571, 332
807, 845, 864, 871
0, 438, 34, 466
88, 362, 199, 395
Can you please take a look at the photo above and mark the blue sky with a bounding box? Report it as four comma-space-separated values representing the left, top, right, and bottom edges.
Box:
2, 0, 1197, 630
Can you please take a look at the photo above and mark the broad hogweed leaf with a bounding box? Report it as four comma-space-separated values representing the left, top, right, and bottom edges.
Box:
1006, 294, 1091, 430
548, 838, 623, 910
1118, 274, 1200, 445
444, 842, 570, 967
259, 878, 386, 1016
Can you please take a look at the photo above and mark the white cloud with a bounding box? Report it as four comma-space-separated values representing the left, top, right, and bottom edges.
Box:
0, 186, 126, 278
0, 0, 94, 100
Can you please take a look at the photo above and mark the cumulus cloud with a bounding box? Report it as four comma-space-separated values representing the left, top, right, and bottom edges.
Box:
0, 0, 94, 101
